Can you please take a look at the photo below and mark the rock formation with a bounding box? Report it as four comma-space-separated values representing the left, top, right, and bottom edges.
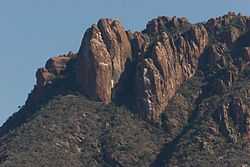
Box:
75, 17, 208, 121
216, 97, 250, 142
25, 52, 77, 108
23, 12, 250, 123
135, 24, 208, 121
76, 19, 132, 103
3, 12, 250, 167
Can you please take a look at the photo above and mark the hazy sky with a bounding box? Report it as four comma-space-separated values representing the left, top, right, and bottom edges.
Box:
1, 0, 250, 125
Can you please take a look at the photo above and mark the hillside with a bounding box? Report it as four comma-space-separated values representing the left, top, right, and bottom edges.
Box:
0, 95, 167, 167
1, 12, 250, 166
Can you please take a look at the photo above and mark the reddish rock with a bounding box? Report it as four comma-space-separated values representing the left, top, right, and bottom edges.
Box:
45, 55, 73, 75
36, 68, 55, 87
26, 52, 76, 108
76, 18, 208, 121
217, 97, 250, 140
133, 32, 148, 60
145, 16, 190, 34
36, 53, 74, 86
77, 19, 132, 103
26, 14, 250, 123
135, 25, 208, 121
77, 25, 112, 103
205, 12, 250, 46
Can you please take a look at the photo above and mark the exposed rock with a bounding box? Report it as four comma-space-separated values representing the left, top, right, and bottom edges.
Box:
26, 18, 209, 122
201, 44, 227, 67
216, 97, 250, 141
217, 103, 237, 142
36, 68, 55, 87
20, 14, 250, 123
45, 55, 72, 75
205, 12, 250, 46
4, 13, 250, 167
132, 32, 148, 60
144, 16, 190, 34
221, 26, 241, 46
36, 52, 75, 87
77, 19, 132, 103
243, 47, 250, 61
77, 25, 113, 103
26, 52, 76, 108
135, 25, 208, 121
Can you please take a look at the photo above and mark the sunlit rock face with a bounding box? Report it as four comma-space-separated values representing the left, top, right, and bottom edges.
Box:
26, 52, 76, 108
75, 17, 208, 121
77, 19, 132, 103
27, 13, 250, 123
134, 24, 208, 121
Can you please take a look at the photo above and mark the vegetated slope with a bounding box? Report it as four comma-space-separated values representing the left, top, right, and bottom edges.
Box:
0, 95, 166, 167
158, 74, 250, 167
1, 12, 250, 167
1, 70, 250, 167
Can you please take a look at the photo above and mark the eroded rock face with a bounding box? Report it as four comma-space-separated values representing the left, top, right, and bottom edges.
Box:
75, 17, 208, 121
201, 44, 227, 67
27, 17, 209, 122
77, 19, 132, 103
135, 25, 208, 121
216, 97, 250, 142
144, 16, 190, 34
205, 12, 250, 48
36, 53, 75, 87
26, 14, 250, 123
26, 52, 76, 107
5, 13, 250, 167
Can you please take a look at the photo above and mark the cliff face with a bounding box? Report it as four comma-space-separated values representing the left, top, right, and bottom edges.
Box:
134, 24, 208, 121
75, 17, 208, 121
2, 12, 250, 167
77, 19, 132, 103
27, 18, 209, 122
21, 12, 250, 124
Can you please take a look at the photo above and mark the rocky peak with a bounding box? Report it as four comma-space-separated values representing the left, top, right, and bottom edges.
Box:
25, 17, 209, 122
206, 12, 250, 47
4, 13, 250, 167
26, 52, 77, 108
21, 14, 250, 123
36, 52, 75, 87
135, 24, 208, 121
144, 16, 191, 35
77, 18, 132, 103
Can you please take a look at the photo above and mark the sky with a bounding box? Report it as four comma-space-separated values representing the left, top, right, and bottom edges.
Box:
0, 0, 250, 126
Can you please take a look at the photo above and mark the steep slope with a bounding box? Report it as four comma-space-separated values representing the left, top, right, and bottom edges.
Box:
0, 95, 166, 167
1, 12, 250, 167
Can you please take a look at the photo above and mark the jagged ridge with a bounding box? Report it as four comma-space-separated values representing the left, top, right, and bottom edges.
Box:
2, 12, 250, 167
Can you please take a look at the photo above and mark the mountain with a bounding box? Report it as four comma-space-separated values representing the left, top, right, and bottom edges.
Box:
1, 12, 250, 166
